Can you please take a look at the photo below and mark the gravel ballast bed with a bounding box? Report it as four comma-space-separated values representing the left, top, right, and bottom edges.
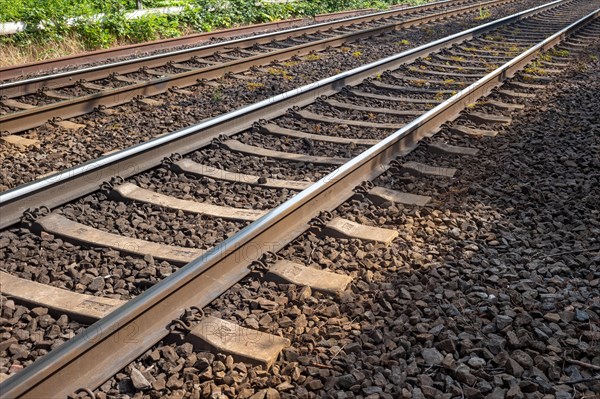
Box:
237, 131, 369, 159
132, 168, 297, 211
274, 116, 390, 141
190, 148, 336, 181
90, 41, 599, 399
0, 296, 86, 381
57, 197, 247, 249
0, 228, 176, 299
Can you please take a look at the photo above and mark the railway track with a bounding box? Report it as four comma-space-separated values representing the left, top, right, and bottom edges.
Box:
1, 0, 599, 397
0, 0, 521, 134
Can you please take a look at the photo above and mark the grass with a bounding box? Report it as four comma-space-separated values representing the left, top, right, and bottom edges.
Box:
246, 81, 264, 90
304, 53, 321, 61
0, 34, 89, 66
434, 91, 446, 102
211, 88, 223, 103
538, 53, 552, 62
267, 67, 293, 80
484, 34, 503, 41
523, 60, 547, 75
474, 6, 491, 20
549, 48, 570, 58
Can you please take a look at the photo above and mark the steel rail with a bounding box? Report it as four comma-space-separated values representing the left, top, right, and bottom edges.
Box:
0, 0, 568, 230
0, 0, 517, 135
0, 0, 475, 97
1, 2, 592, 397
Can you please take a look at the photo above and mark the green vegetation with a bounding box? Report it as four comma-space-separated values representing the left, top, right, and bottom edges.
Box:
483, 62, 499, 72
549, 48, 570, 58
483, 33, 502, 41
538, 53, 552, 62
434, 91, 446, 102
211, 87, 222, 103
267, 67, 293, 80
304, 53, 322, 61
475, 6, 491, 20
523, 60, 546, 75
246, 81, 264, 90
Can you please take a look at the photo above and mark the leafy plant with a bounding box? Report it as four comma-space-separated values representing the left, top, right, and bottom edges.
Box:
549, 49, 570, 58
475, 6, 491, 20
211, 88, 222, 103
246, 81, 264, 90
304, 53, 321, 61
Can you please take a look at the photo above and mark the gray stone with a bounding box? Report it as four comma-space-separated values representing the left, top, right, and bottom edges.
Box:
495, 315, 513, 330
575, 309, 589, 322
468, 356, 486, 368
337, 374, 356, 389
130, 368, 151, 391
506, 358, 525, 378
422, 348, 444, 365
